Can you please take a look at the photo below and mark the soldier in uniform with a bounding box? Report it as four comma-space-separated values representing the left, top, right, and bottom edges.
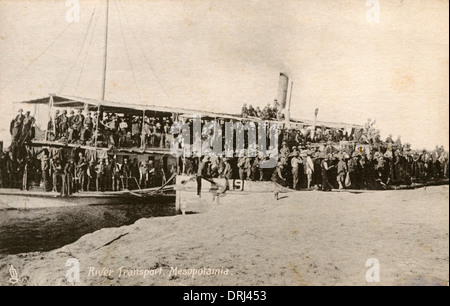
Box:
139, 161, 149, 188
336, 155, 348, 189
237, 155, 249, 181
320, 153, 334, 191
54, 110, 61, 138
291, 151, 302, 190
104, 158, 113, 191
279, 142, 290, 160
75, 152, 87, 191
196, 156, 210, 197
20, 111, 35, 144
51, 157, 63, 192
121, 158, 131, 189
70, 109, 84, 143
219, 158, 233, 180
247, 105, 256, 117
241, 104, 248, 118
40, 151, 51, 191
87, 160, 96, 191
10, 119, 22, 144
95, 158, 106, 191
304, 151, 315, 189
272, 161, 287, 187
63, 158, 75, 196
59, 110, 69, 138
112, 156, 122, 191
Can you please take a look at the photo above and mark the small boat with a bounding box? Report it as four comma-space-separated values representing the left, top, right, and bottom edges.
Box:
0, 186, 175, 210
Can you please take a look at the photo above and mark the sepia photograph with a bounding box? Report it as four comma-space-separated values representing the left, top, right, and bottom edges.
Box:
0, 0, 448, 289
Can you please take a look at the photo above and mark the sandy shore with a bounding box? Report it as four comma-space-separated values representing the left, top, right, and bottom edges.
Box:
0, 185, 448, 286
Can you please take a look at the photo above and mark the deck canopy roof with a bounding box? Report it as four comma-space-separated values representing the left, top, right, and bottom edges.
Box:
17, 94, 362, 129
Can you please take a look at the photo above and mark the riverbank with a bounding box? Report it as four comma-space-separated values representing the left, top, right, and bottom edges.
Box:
0, 185, 448, 286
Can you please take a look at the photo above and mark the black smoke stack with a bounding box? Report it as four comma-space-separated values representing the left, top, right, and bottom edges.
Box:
277, 73, 289, 109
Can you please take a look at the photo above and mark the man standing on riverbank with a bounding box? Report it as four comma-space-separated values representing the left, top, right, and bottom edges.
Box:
336, 155, 348, 189
291, 151, 302, 190
197, 156, 210, 197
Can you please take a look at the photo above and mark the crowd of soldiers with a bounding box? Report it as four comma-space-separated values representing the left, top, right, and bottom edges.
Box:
0, 148, 172, 194
45, 109, 174, 149
241, 99, 286, 121
9, 109, 36, 145
2, 108, 449, 193
184, 141, 449, 192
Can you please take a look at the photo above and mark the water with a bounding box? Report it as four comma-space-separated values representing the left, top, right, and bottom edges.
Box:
0, 200, 175, 255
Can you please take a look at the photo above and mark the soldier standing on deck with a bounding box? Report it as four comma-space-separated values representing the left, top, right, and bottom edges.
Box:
121, 158, 131, 189
305, 151, 315, 189
196, 156, 210, 197
20, 111, 35, 144
63, 158, 75, 196
87, 160, 96, 191
59, 110, 69, 138
40, 152, 51, 191
320, 154, 334, 191
75, 153, 87, 191
112, 157, 122, 191
104, 158, 113, 191
51, 157, 63, 192
95, 159, 106, 191
54, 110, 61, 138
336, 155, 348, 189
291, 151, 302, 190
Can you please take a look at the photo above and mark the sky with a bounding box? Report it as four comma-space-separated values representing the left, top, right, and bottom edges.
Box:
0, 0, 448, 150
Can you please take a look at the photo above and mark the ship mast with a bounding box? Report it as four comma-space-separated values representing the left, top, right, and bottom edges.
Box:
95, 0, 109, 147
101, 0, 109, 101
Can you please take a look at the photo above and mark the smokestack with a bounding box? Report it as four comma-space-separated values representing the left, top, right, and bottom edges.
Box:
277, 73, 289, 109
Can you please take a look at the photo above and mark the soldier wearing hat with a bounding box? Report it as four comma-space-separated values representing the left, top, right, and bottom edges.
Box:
20, 111, 35, 144
12, 109, 25, 139
39, 150, 51, 191
87, 159, 97, 191
320, 153, 334, 191
247, 105, 256, 117
238, 156, 252, 181
291, 151, 302, 190
251, 152, 264, 181
51, 156, 63, 192
95, 158, 106, 191
304, 150, 315, 189
63, 157, 75, 196
59, 110, 69, 137
138, 160, 149, 188
272, 161, 287, 186
10, 117, 22, 144
336, 154, 348, 189
196, 156, 211, 197
241, 104, 248, 118
75, 152, 88, 191
280, 141, 290, 159
53, 109, 61, 137
347, 152, 360, 189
